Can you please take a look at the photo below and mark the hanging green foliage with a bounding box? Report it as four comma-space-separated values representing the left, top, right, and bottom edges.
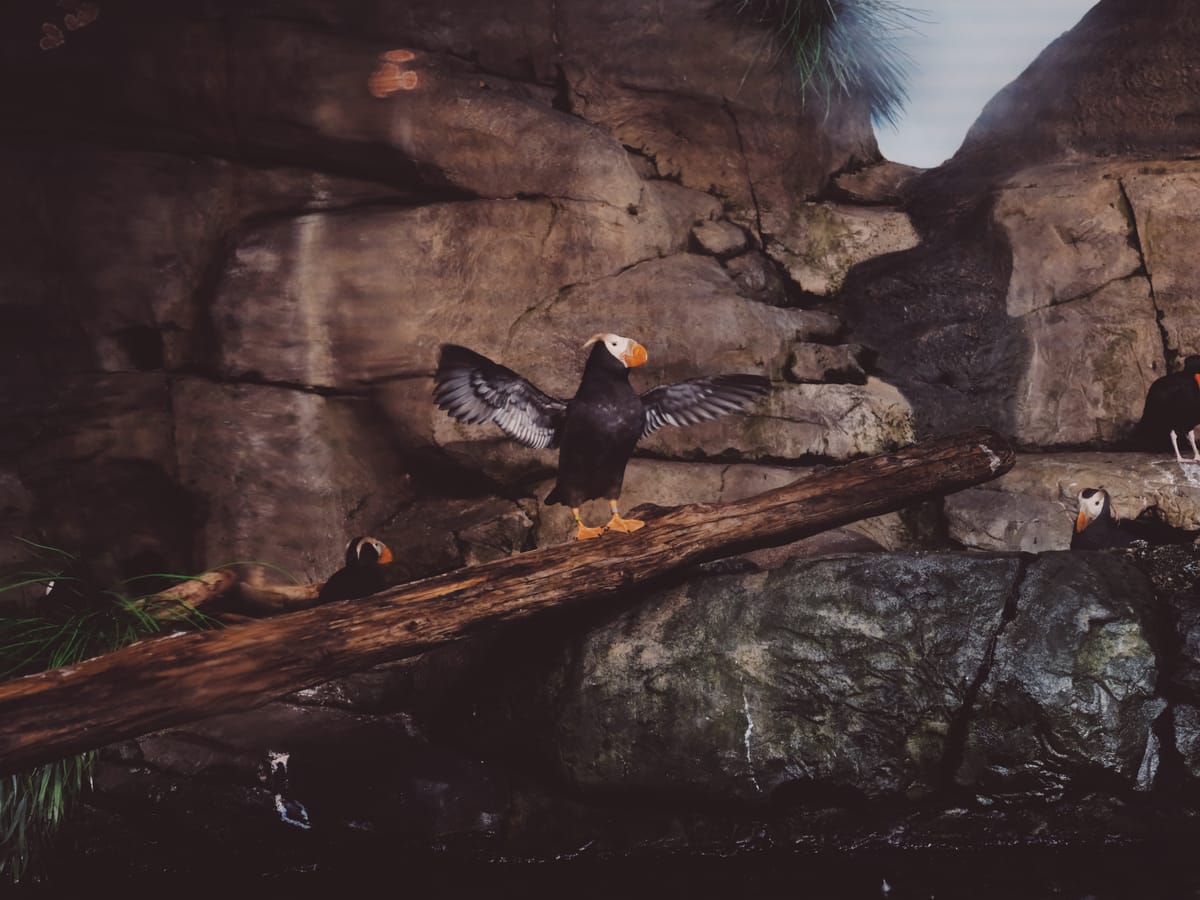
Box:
731, 0, 922, 127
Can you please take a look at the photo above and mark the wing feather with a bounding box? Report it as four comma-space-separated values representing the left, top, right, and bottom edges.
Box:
640, 374, 771, 438
433, 345, 566, 449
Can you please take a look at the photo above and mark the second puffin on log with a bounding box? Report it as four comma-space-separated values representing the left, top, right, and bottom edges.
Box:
434, 334, 770, 540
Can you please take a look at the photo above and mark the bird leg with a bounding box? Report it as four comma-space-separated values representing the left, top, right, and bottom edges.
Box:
604, 499, 645, 534
1187, 429, 1200, 463
570, 508, 605, 541
1171, 429, 1190, 464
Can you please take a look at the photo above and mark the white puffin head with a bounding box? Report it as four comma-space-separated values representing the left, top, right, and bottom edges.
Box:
583, 333, 648, 368
1075, 488, 1110, 533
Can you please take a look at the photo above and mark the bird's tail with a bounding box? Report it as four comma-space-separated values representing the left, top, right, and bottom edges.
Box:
1122, 406, 1162, 451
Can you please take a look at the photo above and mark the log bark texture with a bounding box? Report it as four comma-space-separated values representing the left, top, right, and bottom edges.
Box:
0, 428, 1014, 775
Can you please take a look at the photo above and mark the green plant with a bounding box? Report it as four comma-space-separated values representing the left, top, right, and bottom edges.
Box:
0, 540, 223, 883
0, 755, 93, 884
731, 0, 922, 127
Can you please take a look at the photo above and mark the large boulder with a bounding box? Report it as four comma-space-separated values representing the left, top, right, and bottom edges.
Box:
448, 552, 1163, 805
765, 202, 920, 297
958, 553, 1163, 800
948, 0, 1200, 187
946, 452, 1200, 552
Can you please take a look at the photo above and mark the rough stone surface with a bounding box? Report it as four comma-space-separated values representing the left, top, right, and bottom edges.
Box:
1123, 164, 1200, 360
786, 343, 868, 384
173, 378, 413, 580
691, 220, 747, 257
766, 202, 921, 297
946, 452, 1200, 552
959, 553, 1162, 800
1012, 277, 1163, 447
722, 251, 788, 306
639, 380, 915, 463
994, 165, 1141, 317
946, 0, 1200, 188
551, 554, 1018, 800
456, 552, 1163, 807
1175, 704, 1200, 779
504, 254, 839, 395
558, 2, 876, 228
833, 160, 923, 204
211, 197, 694, 388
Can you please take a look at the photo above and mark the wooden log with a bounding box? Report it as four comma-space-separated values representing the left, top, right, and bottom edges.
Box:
0, 428, 1014, 775
133, 568, 241, 621
234, 567, 321, 616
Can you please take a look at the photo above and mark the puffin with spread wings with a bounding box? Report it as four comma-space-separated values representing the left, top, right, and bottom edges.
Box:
434, 334, 771, 540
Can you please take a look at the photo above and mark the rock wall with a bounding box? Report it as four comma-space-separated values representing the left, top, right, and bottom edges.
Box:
0, 0, 918, 584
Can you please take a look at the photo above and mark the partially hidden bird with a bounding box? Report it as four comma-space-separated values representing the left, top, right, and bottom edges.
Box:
317, 535, 394, 602
433, 334, 771, 540
1070, 487, 1199, 550
1129, 355, 1200, 463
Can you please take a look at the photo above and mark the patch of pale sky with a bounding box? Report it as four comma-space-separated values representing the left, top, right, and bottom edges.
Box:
876, 0, 1098, 169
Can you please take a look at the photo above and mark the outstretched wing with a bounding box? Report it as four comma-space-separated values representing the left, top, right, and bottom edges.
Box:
640, 374, 770, 438
434, 345, 567, 449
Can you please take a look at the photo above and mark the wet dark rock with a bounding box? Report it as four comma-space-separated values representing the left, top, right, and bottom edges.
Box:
957, 553, 1162, 801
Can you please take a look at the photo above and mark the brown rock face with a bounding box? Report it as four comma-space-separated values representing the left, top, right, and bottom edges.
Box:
0, 0, 893, 579
959, 0, 1200, 174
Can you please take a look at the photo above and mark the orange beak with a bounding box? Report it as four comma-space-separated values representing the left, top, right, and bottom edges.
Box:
1075, 511, 1089, 533
622, 342, 648, 368
378, 546, 394, 564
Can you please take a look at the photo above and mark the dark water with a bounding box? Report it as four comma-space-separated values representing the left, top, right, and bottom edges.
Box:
21, 846, 1200, 898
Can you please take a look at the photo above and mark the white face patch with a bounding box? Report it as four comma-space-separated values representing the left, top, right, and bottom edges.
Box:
599, 333, 632, 361
1078, 489, 1107, 524
584, 332, 643, 367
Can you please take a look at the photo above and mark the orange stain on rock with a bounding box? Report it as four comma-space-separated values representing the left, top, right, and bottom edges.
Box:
367, 52, 420, 97
368, 62, 404, 98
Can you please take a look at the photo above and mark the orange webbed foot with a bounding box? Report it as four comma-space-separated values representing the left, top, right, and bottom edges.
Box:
605, 514, 644, 534
574, 522, 605, 541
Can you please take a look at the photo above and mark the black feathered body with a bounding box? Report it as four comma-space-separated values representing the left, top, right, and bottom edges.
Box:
317, 565, 387, 603
1071, 490, 1199, 550
433, 338, 771, 514
545, 344, 644, 508
317, 536, 390, 603
1070, 507, 1139, 551
1130, 356, 1200, 451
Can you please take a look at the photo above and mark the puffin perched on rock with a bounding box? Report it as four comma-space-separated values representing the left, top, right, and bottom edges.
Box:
1071, 488, 1199, 550
434, 334, 770, 540
1129, 355, 1200, 463
317, 536, 394, 602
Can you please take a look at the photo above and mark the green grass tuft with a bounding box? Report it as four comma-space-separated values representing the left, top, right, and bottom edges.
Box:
0, 540, 224, 883
731, 0, 923, 128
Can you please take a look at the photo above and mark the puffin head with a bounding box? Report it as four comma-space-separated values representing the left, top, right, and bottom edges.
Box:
1075, 488, 1110, 534
584, 333, 647, 368
344, 535, 394, 567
